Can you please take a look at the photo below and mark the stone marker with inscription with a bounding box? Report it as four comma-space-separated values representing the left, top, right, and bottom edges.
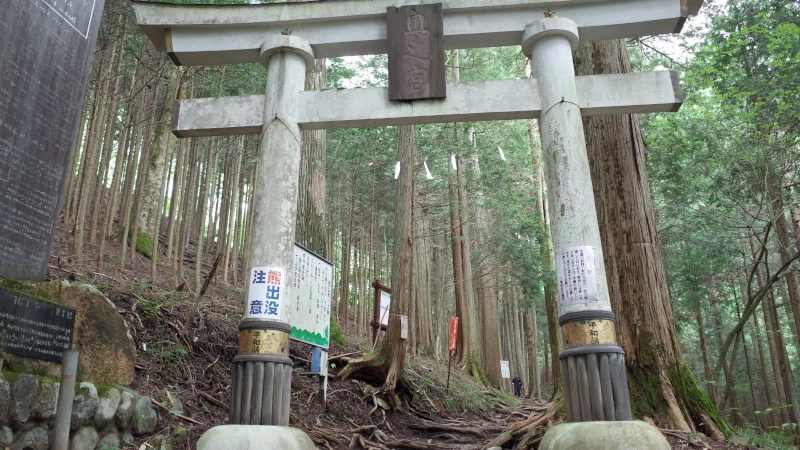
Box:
387, 4, 446, 102
0, 0, 105, 280
0, 287, 75, 363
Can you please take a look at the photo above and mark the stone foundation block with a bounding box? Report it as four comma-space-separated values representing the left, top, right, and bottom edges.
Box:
197, 425, 316, 450
539, 421, 670, 450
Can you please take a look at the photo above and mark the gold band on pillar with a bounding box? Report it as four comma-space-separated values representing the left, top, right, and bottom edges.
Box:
561, 318, 617, 351
238, 328, 290, 356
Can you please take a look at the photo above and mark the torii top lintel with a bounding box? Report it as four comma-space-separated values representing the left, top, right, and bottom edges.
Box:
132, 0, 702, 66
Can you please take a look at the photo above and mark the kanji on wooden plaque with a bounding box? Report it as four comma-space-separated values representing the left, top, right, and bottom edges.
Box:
387, 4, 446, 101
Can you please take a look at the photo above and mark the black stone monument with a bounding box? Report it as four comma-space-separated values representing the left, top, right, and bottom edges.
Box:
0, 0, 105, 280
0, 287, 75, 363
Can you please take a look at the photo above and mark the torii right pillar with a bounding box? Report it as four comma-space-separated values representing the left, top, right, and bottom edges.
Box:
522, 15, 670, 449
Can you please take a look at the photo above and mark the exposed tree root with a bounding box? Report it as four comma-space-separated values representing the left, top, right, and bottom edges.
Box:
339, 351, 414, 405
483, 396, 562, 449
339, 352, 390, 386
383, 439, 480, 450
408, 420, 499, 436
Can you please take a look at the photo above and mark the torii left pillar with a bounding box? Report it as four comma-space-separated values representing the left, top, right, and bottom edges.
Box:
197, 34, 317, 450
231, 35, 311, 427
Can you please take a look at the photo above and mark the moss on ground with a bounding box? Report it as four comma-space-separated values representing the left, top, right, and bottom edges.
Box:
1, 372, 58, 386
330, 317, 347, 346
0, 277, 55, 302
95, 383, 117, 398
136, 232, 154, 258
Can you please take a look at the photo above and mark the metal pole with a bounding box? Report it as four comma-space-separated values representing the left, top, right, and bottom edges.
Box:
230, 35, 313, 427
52, 350, 78, 450
522, 15, 631, 421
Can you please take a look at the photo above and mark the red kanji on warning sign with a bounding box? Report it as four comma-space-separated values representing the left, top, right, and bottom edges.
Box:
267, 270, 282, 285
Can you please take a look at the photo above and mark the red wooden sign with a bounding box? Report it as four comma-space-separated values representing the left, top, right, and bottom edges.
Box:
448, 317, 458, 351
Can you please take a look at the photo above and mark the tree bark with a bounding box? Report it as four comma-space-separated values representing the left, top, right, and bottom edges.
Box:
139, 66, 180, 240
574, 39, 725, 436
339, 125, 415, 398
105, 66, 138, 237
525, 302, 540, 398
295, 57, 328, 258
338, 177, 356, 333
696, 300, 718, 407
768, 172, 800, 353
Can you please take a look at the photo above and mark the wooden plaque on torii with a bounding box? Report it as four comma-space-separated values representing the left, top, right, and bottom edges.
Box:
387, 4, 446, 102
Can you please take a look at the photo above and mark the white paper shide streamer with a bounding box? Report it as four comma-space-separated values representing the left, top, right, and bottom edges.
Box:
394, 161, 400, 179
451, 154, 457, 171
497, 145, 506, 161
423, 158, 433, 180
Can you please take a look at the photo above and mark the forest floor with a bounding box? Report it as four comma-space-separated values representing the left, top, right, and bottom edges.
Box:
44, 224, 765, 449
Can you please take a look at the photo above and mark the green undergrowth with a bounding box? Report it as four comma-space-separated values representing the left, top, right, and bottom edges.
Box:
330, 316, 347, 346
135, 233, 154, 258
115, 229, 157, 260
736, 422, 800, 449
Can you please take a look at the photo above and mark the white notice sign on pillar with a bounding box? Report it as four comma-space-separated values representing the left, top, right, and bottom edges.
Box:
555, 246, 599, 306
247, 267, 284, 320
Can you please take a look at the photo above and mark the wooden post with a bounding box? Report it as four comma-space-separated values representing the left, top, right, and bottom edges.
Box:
370, 279, 391, 346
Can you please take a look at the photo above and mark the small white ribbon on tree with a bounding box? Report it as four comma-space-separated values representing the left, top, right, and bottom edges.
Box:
451, 154, 457, 171
394, 161, 401, 179
423, 158, 433, 180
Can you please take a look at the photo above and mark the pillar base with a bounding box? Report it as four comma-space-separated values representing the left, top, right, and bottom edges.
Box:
230, 321, 293, 426
539, 421, 670, 450
197, 425, 315, 450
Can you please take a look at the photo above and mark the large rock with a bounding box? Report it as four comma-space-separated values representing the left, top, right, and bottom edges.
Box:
172, 426, 187, 446
122, 431, 135, 447
96, 432, 121, 450
133, 396, 157, 435
70, 426, 99, 450
197, 426, 316, 450
0, 426, 12, 446
32, 381, 58, 421
539, 421, 671, 450
71, 385, 99, 431
10, 427, 48, 450
9, 374, 38, 429
0, 376, 9, 426
94, 388, 121, 429
115, 390, 135, 428
0, 278, 135, 385
148, 435, 173, 450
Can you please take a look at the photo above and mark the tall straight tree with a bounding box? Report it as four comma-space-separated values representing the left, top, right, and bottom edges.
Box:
574, 39, 727, 436
340, 125, 415, 397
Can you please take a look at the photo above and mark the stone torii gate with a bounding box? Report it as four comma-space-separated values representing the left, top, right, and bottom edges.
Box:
133, 0, 700, 447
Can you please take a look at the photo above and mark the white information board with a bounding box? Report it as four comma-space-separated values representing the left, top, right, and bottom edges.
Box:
378, 290, 391, 326
290, 243, 333, 348
500, 360, 510, 379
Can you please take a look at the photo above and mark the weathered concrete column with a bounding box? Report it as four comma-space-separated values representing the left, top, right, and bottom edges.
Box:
522, 16, 632, 422
230, 35, 314, 427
